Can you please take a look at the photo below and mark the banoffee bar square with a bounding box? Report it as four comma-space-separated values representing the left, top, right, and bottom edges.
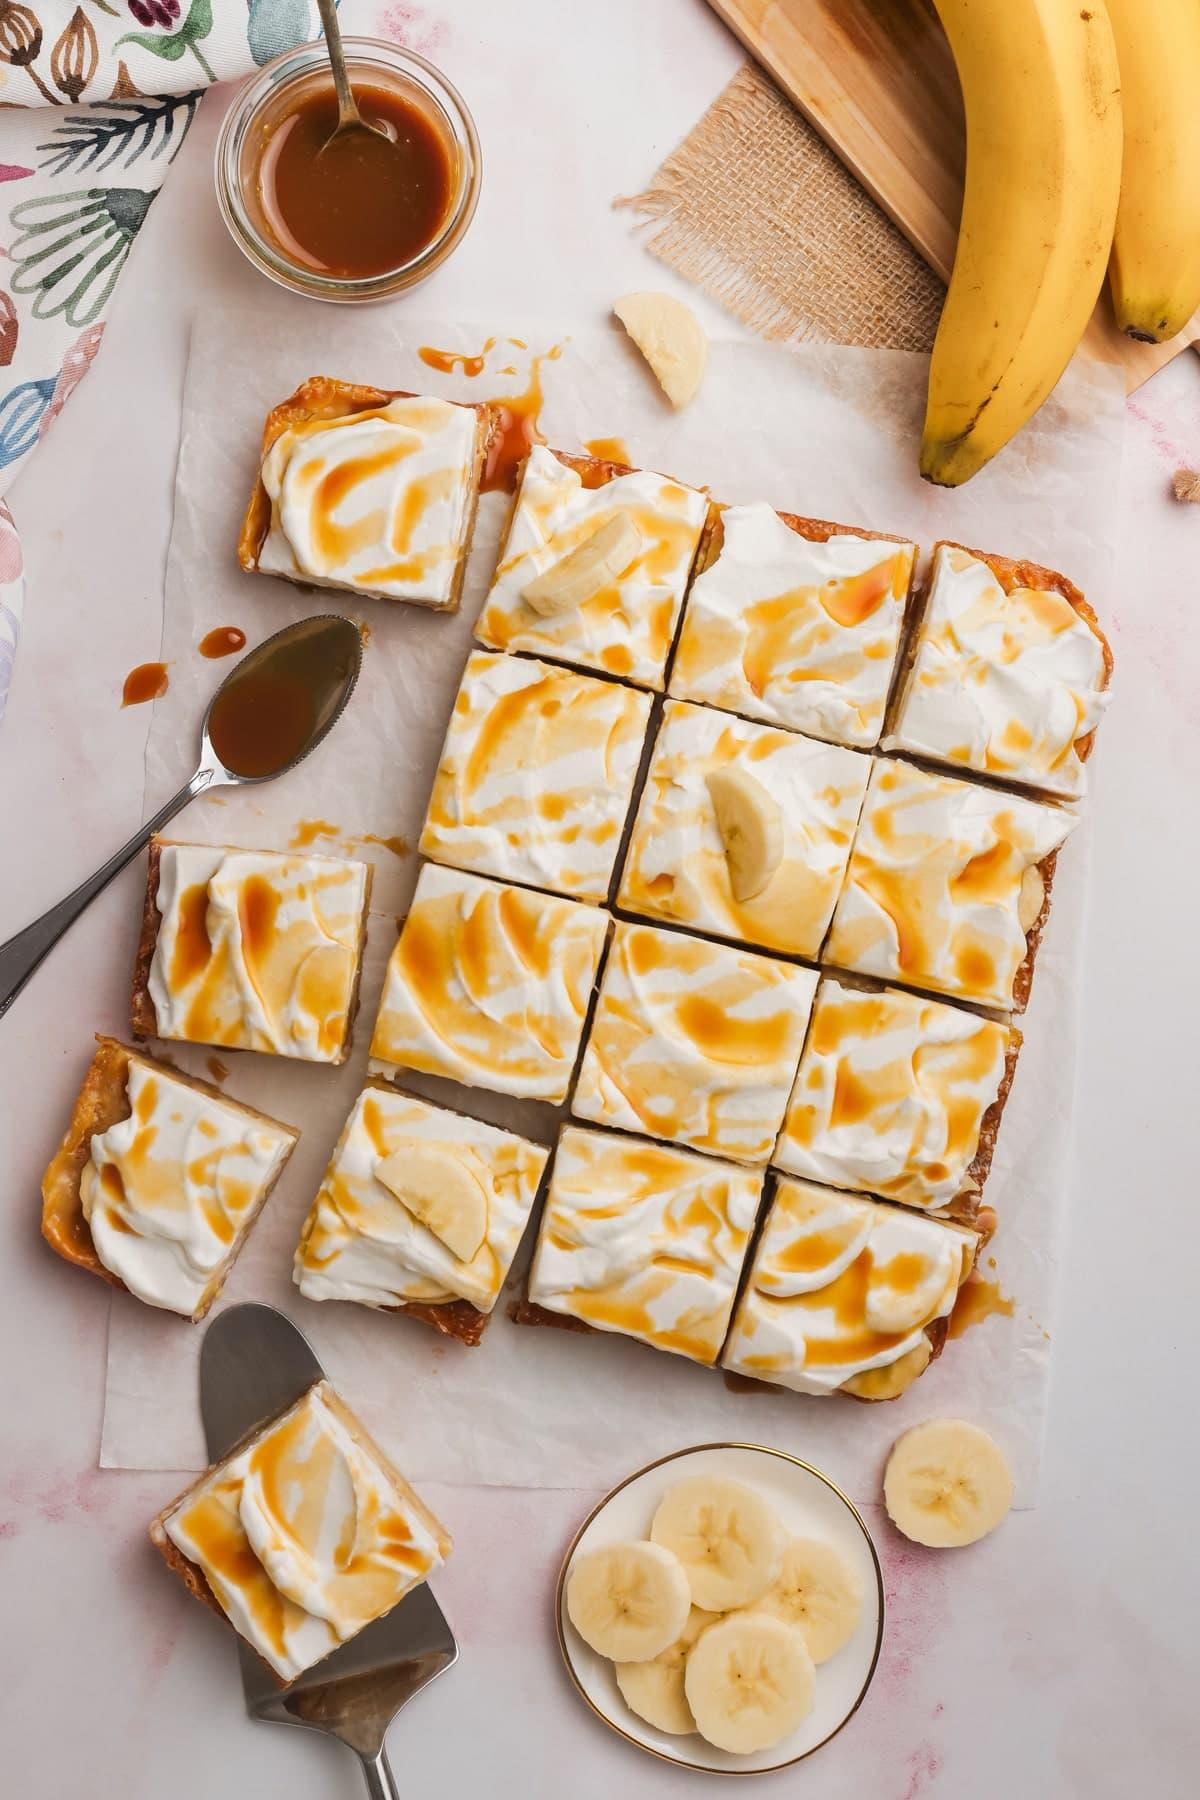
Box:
824, 759, 1077, 1012
670, 502, 917, 748
419, 649, 652, 901
238, 377, 493, 610
721, 1177, 978, 1401
295, 1084, 549, 1345
474, 445, 711, 689
521, 1125, 764, 1366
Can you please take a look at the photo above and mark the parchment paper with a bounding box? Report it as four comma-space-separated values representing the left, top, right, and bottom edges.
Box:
100, 307, 1123, 1503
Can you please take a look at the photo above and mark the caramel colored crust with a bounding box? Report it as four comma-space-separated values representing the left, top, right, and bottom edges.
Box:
237, 377, 495, 613
694, 503, 918, 578
963, 1023, 1023, 1199
394, 1297, 489, 1346
508, 1296, 598, 1336
150, 1381, 451, 1687
1011, 848, 1058, 1016
131, 836, 372, 1064
41, 1034, 299, 1318
887, 539, 1113, 780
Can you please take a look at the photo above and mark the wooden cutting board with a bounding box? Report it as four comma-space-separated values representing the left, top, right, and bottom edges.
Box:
706, 0, 1200, 391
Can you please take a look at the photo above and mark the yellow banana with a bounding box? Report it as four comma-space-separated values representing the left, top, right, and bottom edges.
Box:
1105, 0, 1200, 342
921, 0, 1123, 488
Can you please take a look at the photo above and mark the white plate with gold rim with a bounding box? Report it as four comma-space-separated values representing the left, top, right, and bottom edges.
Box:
554, 1442, 885, 1776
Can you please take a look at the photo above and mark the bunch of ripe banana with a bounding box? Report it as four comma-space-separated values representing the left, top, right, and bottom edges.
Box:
922, 0, 1200, 487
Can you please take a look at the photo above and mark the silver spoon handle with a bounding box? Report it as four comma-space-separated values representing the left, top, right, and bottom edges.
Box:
0, 767, 214, 1022
315, 0, 360, 130
358, 1746, 399, 1800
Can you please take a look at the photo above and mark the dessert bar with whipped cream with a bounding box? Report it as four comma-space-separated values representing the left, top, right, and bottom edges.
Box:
369, 862, 610, 1102
41, 1036, 297, 1320
883, 541, 1112, 799
670, 502, 917, 748
618, 698, 871, 958
238, 378, 492, 609
721, 1176, 978, 1401
474, 445, 710, 689
571, 920, 817, 1164
825, 758, 1076, 1012
131, 838, 371, 1063
520, 1125, 764, 1365
294, 1085, 549, 1344
419, 649, 652, 901
774, 976, 1019, 1217
151, 1381, 451, 1682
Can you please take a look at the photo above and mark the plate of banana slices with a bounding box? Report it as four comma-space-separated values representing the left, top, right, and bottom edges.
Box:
556, 1443, 884, 1774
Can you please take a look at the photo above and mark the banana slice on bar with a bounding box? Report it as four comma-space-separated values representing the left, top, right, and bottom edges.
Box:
566, 1540, 691, 1661
705, 766, 784, 902
753, 1537, 862, 1664
684, 1613, 815, 1754
650, 1475, 782, 1611
884, 1418, 1013, 1548
615, 1605, 718, 1735
521, 514, 642, 617
375, 1143, 488, 1263
613, 291, 708, 409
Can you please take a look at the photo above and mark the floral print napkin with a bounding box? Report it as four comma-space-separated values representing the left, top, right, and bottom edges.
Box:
0, 0, 396, 724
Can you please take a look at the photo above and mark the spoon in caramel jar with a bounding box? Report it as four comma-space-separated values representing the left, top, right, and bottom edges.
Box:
314, 0, 392, 147
0, 614, 361, 1021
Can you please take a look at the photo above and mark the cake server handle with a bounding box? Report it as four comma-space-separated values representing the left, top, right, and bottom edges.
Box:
358, 1746, 400, 1800
0, 765, 215, 1022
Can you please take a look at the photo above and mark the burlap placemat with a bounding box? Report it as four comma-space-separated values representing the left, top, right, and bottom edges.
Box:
618, 60, 943, 352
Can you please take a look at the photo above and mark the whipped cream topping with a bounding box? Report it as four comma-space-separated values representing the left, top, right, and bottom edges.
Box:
370, 863, 609, 1101
572, 921, 817, 1164
883, 544, 1111, 798
527, 1125, 763, 1365
258, 395, 478, 605
670, 503, 914, 747
419, 650, 651, 900
80, 1058, 293, 1316
148, 844, 368, 1062
618, 699, 871, 958
295, 1086, 549, 1312
474, 445, 709, 688
721, 1177, 977, 1395
825, 759, 1077, 1009
774, 978, 1014, 1210
164, 1383, 447, 1681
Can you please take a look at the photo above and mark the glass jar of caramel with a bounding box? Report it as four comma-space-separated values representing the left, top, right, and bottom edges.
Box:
215, 37, 481, 303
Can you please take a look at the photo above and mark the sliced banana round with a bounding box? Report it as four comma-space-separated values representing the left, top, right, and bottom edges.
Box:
521, 514, 642, 618
753, 1536, 862, 1664
650, 1475, 783, 1611
374, 1141, 488, 1263
566, 1539, 692, 1662
683, 1613, 815, 1755
614, 1605, 718, 1736
705, 766, 784, 903
613, 291, 708, 410
884, 1418, 1013, 1549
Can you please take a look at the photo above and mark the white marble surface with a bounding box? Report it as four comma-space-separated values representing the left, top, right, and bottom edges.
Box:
0, 3, 1197, 1794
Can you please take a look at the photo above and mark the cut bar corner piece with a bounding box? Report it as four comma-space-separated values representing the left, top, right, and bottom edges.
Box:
572, 919, 817, 1164
523, 1124, 764, 1366
773, 975, 1021, 1219
238, 378, 494, 610
824, 758, 1076, 1013
132, 837, 371, 1063
418, 648, 652, 901
474, 443, 711, 689
669, 501, 918, 749
882, 540, 1112, 800
369, 862, 610, 1103
41, 1034, 297, 1320
150, 1380, 451, 1684
721, 1177, 979, 1402
294, 1083, 550, 1340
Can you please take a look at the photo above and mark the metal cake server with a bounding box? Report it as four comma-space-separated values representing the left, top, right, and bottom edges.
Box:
0, 612, 361, 1022
200, 1303, 458, 1800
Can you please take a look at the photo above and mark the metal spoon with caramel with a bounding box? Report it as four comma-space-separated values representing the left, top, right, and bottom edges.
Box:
0, 614, 362, 1020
